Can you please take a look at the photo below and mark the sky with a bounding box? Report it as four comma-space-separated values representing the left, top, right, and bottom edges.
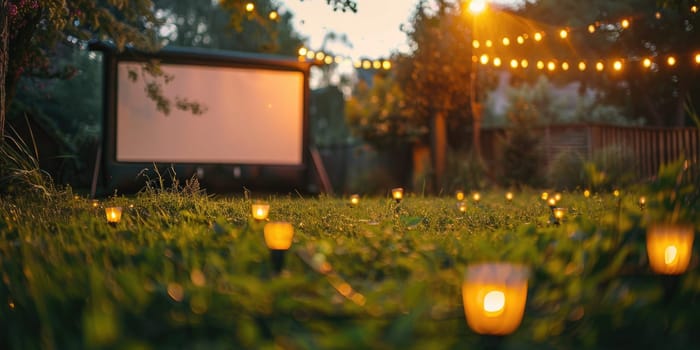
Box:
278, 0, 526, 60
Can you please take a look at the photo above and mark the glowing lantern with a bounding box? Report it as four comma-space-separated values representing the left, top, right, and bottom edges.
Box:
268, 10, 278, 20
462, 263, 529, 335
692, 5, 698, 13
505, 192, 514, 202
472, 192, 481, 203
245, 2, 254, 12
642, 58, 652, 68
578, 61, 587, 71
638, 196, 646, 210
553, 207, 566, 221
263, 222, 294, 250
350, 194, 360, 206
588, 24, 596, 33
561, 62, 569, 71
646, 224, 694, 274
621, 19, 630, 29
392, 188, 404, 203
457, 201, 468, 213
105, 207, 123, 226
252, 203, 270, 221
583, 189, 591, 198
613, 60, 623, 71
456, 190, 465, 201
534, 32, 543, 41
264, 222, 295, 273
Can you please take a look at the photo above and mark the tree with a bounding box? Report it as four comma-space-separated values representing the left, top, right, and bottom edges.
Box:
395, 0, 474, 191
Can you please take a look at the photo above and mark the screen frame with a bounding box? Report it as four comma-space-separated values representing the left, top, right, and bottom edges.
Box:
93, 43, 312, 192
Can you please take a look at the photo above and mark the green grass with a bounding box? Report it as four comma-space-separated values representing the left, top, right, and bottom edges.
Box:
1, 169, 699, 349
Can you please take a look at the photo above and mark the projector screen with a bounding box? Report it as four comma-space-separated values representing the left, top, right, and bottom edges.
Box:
116, 62, 304, 165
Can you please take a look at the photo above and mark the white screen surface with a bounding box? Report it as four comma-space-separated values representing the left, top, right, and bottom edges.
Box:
116, 62, 304, 165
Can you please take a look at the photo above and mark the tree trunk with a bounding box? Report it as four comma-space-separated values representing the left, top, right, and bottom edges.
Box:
0, 0, 8, 143
430, 110, 447, 192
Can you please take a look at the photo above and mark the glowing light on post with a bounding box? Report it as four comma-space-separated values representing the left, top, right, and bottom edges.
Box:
584, 189, 591, 198
638, 196, 646, 210
457, 201, 468, 213
554, 193, 562, 202
613, 189, 620, 197
105, 207, 123, 226
505, 192, 514, 202
468, 0, 487, 14
548, 198, 557, 208
456, 190, 465, 201
263, 222, 294, 250
553, 207, 566, 220
350, 194, 360, 206
392, 188, 404, 203
462, 263, 529, 335
252, 203, 270, 221
646, 224, 694, 274
472, 192, 481, 203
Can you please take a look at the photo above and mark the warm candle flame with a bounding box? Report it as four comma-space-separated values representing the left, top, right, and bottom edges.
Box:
665, 245, 678, 265
506, 192, 513, 201
392, 188, 404, 200
541, 192, 549, 200
584, 190, 590, 198
483, 290, 506, 314
251, 204, 270, 221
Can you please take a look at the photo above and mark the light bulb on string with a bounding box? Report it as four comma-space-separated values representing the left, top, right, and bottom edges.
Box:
613, 60, 623, 71
516, 36, 525, 44
588, 24, 596, 33
621, 19, 630, 29
520, 59, 528, 68
534, 32, 543, 41
536, 60, 545, 70
642, 58, 652, 68
596, 61, 604, 71
561, 62, 569, 71
559, 29, 568, 39
578, 61, 587, 71
510, 59, 518, 69
547, 61, 556, 71
667, 56, 676, 66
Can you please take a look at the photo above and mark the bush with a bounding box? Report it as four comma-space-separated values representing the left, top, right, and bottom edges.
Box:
548, 150, 586, 190
585, 144, 638, 190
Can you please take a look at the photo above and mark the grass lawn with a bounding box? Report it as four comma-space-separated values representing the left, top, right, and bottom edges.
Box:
1, 163, 699, 349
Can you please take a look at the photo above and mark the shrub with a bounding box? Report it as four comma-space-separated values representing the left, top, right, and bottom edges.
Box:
548, 151, 586, 190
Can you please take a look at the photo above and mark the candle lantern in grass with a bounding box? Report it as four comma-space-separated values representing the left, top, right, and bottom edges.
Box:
456, 190, 465, 201
105, 207, 123, 226
505, 192, 513, 202
472, 192, 481, 204
541, 192, 549, 201
457, 201, 467, 213
548, 198, 557, 209
251, 203, 270, 221
92, 200, 99, 208
638, 196, 646, 210
462, 263, 529, 335
583, 189, 591, 198
646, 224, 694, 275
350, 194, 360, 206
391, 188, 404, 203
552, 207, 566, 225
554, 193, 562, 202
264, 222, 295, 273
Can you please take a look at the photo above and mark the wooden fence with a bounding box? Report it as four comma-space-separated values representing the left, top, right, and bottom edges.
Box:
482, 124, 700, 179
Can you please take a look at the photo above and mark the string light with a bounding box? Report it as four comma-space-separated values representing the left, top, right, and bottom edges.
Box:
613, 60, 623, 71
520, 59, 528, 68
245, 2, 255, 12
578, 61, 587, 71
516, 36, 525, 44
298, 47, 307, 56
547, 61, 556, 71
502, 37, 510, 46
692, 5, 698, 13
695, 53, 700, 64
588, 24, 596, 33
559, 29, 568, 39
596, 61, 604, 71
485, 40, 493, 47
667, 56, 677, 66
473, 40, 480, 49
382, 61, 392, 70
362, 60, 371, 69
372, 60, 381, 69
510, 59, 518, 68
324, 56, 333, 64
643, 58, 652, 68
493, 57, 502, 67
480, 54, 489, 64
537, 60, 545, 69
315, 51, 325, 60
306, 50, 315, 59
268, 10, 278, 20
621, 19, 630, 29
561, 61, 569, 71
534, 32, 543, 41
